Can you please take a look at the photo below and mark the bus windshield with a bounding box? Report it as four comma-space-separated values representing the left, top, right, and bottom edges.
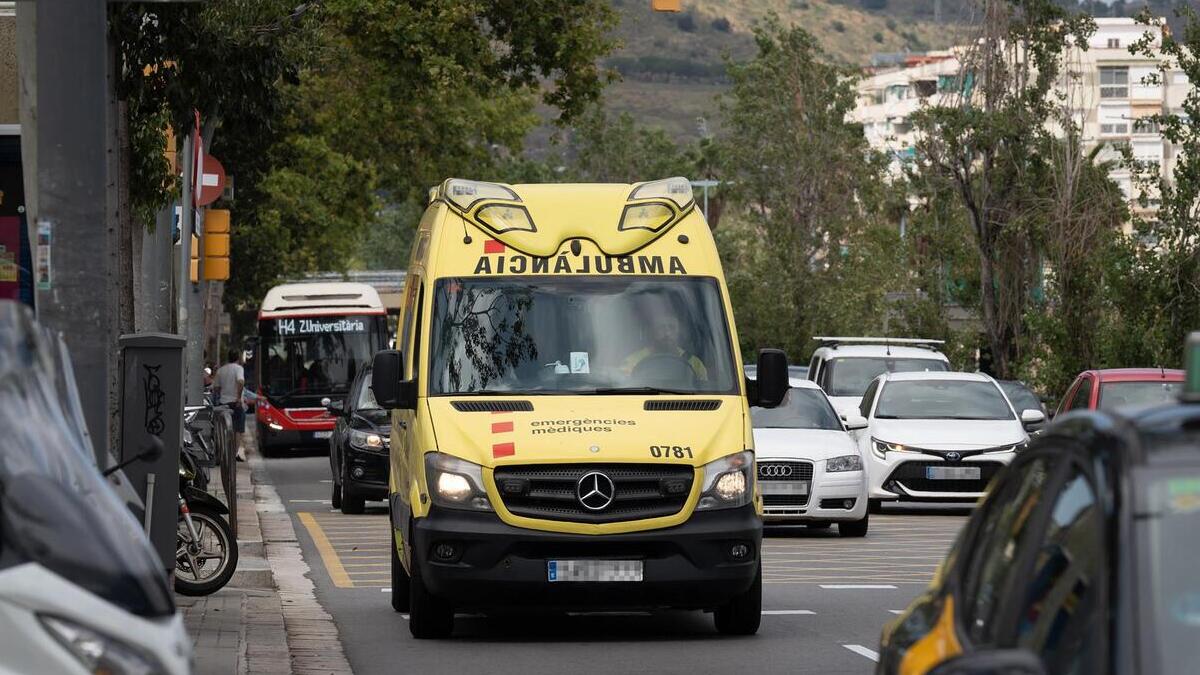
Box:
428, 276, 738, 395
258, 315, 387, 405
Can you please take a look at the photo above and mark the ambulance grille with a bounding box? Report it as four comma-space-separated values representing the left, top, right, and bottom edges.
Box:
493, 463, 694, 524
643, 400, 722, 411
450, 400, 534, 412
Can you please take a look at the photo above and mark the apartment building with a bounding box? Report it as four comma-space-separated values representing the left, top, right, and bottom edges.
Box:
852, 18, 1189, 227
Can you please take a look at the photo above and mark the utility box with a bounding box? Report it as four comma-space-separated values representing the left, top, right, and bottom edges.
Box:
119, 332, 186, 572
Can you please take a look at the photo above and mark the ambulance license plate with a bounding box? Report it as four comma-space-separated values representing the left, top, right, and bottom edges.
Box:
760, 481, 809, 496
925, 466, 980, 480
547, 560, 643, 582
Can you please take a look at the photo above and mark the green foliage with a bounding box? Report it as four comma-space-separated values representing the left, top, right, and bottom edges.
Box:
565, 109, 698, 183
832, 20, 847, 32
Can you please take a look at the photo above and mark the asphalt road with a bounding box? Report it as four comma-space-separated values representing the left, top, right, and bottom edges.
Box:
263, 451, 969, 675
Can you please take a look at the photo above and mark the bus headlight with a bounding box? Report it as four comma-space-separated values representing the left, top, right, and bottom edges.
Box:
425, 452, 492, 511
696, 451, 754, 511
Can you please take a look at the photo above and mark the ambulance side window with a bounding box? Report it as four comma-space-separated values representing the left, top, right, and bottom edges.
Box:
399, 278, 419, 379
411, 283, 425, 384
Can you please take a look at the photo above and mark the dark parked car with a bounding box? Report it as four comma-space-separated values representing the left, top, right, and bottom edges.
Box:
325, 366, 390, 515
997, 379, 1048, 433
878, 385, 1200, 674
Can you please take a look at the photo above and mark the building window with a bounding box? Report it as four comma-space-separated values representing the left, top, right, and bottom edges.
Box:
1100, 66, 1130, 98
1133, 118, 1161, 134
1100, 122, 1129, 135
1107, 38, 1120, 48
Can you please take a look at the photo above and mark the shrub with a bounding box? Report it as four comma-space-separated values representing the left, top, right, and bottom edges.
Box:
832, 20, 846, 33
873, 32, 884, 43
712, 16, 732, 33
677, 12, 697, 32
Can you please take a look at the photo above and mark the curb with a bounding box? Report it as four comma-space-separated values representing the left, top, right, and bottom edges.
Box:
248, 443, 354, 675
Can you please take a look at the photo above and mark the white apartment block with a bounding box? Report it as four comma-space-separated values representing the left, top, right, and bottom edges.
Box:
852, 18, 1191, 229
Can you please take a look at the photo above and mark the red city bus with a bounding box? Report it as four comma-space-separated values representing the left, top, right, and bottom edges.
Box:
255, 282, 389, 452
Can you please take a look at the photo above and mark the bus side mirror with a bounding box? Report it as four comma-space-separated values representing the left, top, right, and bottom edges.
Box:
372, 350, 416, 410
753, 349, 789, 408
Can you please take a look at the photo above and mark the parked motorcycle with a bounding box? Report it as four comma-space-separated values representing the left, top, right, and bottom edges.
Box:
174, 428, 238, 596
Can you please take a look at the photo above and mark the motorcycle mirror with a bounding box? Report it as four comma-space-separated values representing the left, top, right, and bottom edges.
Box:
102, 436, 165, 477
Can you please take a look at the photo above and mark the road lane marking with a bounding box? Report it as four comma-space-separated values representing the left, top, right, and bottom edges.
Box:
290, 499, 332, 503
820, 584, 898, 589
889, 610, 905, 614
297, 511, 353, 588
843, 645, 880, 662
761, 610, 815, 615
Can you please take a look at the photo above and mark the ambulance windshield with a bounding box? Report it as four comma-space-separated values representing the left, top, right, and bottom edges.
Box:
428, 277, 738, 395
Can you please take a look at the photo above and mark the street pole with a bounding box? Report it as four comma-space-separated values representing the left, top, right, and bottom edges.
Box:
24, 0, 116, 467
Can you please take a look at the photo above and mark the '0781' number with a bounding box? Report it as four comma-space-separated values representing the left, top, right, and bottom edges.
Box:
650, 445, 693, 459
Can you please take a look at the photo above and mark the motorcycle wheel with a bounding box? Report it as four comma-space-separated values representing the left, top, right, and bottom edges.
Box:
175, 503, 239, 596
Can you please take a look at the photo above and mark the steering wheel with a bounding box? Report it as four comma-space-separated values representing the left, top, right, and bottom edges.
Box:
631, 353, 696, 388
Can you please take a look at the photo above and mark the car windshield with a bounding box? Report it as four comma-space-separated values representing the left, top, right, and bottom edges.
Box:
429, 276, 738, 395
355, 374, 381, 410
1100, 381, 1182, 412
999, 381, 1043, 414
750, 388, 842, 430
875, 380, 1015, 420
825, 357, 948, 397
1136, 466, 1200, 673
258, 314, 387, 405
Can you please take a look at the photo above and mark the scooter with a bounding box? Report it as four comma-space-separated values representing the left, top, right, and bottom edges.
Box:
174, 435, 239, 596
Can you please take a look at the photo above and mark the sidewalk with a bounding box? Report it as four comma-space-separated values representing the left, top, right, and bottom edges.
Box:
177, 436, 353, 674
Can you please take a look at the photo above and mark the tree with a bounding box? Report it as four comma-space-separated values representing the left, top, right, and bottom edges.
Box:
909, 0, 1095, 378
716, 20, 901, 361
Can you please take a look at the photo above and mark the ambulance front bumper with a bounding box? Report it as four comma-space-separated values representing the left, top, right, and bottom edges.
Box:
411, 505, 761, 611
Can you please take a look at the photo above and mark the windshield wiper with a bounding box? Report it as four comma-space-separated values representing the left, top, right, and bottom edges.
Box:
587, 386, 692, 395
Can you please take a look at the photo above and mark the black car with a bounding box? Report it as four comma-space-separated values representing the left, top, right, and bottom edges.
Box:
325, 366, 390, 515
998, 379, 1049, 433
878, 400, 1200, 674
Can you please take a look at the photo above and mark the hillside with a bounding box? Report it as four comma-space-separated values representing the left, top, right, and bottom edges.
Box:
599, 0, 972, 142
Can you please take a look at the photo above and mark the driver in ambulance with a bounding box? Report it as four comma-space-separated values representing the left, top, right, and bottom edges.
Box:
621, 313, 708, 381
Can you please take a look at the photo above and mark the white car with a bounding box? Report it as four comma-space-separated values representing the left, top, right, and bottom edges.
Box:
807, 337, 950, 415
751, 381, 871, 536
852, 371, 1045, 510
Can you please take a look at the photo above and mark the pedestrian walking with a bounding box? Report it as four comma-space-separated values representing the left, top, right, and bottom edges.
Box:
213, 349, 247, 462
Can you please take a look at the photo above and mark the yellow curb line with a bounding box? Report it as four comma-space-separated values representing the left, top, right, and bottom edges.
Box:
298, 511, 353, 588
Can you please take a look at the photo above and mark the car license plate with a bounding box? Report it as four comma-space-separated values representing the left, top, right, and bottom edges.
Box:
760, 481, 809, 496
547, 560, 643, 582
313, 430, 332, 439
925, 466, 980, 480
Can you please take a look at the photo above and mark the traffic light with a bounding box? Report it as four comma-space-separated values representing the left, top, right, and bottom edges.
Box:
202, 209, 231, 281
652, 0, 682, 11
189, 234, 199, 283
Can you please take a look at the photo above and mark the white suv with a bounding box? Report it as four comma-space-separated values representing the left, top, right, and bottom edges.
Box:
852, 371, 1045, 510
807, 337, 950, 415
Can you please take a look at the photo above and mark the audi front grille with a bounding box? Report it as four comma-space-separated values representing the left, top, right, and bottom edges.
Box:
491, 463, 694, 524
758, 461, 813, 507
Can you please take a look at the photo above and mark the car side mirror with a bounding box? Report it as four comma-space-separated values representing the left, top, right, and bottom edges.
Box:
1021, 409, 1046, 427
752, 348, 789, 408
927, 649, 1046, 675
841, 413, 868, 431
321, 397, 345, 416
372, 350, 416, 410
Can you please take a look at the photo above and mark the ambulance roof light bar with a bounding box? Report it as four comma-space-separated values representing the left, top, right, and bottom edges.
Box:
629, 177, 694, 209
440, 179, 520, 212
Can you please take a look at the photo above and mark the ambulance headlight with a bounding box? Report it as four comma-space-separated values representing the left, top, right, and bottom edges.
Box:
618, 203, 675, 232
425, 452, 493, 511
628, 177, 694, 208
696, 451, 754, 511
441, 179, 520, 211
475, 204, 536, 234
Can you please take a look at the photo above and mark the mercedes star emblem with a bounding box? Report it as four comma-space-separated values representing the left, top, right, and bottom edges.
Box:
576, 471, 616, 511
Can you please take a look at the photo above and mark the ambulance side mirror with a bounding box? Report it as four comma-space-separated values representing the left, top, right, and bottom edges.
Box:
753, 349, 789, 408
372, 350, 416, 410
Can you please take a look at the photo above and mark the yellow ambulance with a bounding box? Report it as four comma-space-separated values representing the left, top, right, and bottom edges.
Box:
371, 177, 789, 638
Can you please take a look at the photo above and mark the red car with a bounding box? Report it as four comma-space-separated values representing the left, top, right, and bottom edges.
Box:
1057, 368, 1184, 415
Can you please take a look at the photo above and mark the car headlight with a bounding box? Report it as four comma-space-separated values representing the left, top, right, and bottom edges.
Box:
696, 451, 754, 511
424, 452, 492, 511
39, 615, 164, 675
349, 429, 388, 452
871, 438, 918, 460
826, 454, 863, 472
984, 442, 1025, 454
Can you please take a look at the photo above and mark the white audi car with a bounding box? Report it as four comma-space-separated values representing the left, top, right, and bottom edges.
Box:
853, 371, 1045, 510
751, 381, 871, 537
